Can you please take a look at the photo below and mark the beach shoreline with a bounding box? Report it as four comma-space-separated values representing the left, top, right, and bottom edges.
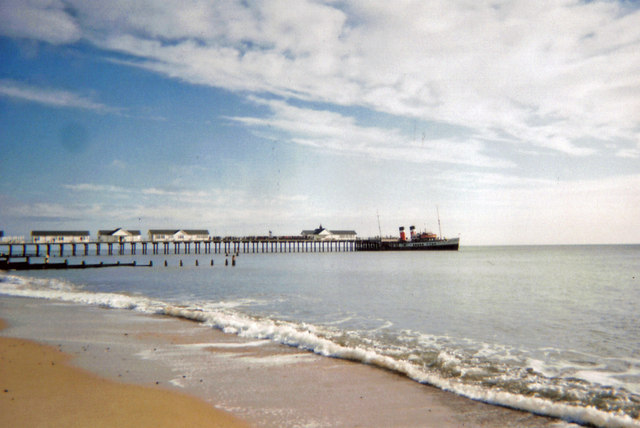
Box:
0, 308, 249, 428
0, 295, 567, 427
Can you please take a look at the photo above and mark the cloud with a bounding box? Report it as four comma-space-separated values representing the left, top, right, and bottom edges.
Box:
230, 97, 513, 168
63, 181, 309, 215
64, 0, 639, 158
3, 1, 640, 159
0, 79, 113, 112
64, 183, 129, 193
437, 171, 640, 244
54, 182, 314, 233
0, 0, 81, 44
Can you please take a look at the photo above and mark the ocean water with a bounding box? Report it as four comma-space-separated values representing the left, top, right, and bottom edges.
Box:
1, 245, 639, 427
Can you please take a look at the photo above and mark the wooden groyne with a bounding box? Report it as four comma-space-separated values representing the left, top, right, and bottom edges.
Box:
0, 239, 362, 258
0, 256, 152, 271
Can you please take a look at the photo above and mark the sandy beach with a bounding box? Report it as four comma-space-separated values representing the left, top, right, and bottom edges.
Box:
0, 315, 248, 428
0, 296, 567, 427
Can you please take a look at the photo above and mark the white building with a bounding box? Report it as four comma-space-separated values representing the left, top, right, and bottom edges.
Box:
31, 230, 91, 243
148, 229, 210, 242
301, 225, 357, 241
98, 228, 142, 243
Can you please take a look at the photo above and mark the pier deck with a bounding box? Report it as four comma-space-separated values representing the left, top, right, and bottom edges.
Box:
1, 238, 363, 258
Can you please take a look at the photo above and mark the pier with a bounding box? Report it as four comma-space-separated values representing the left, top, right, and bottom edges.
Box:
0, 238, 362, 258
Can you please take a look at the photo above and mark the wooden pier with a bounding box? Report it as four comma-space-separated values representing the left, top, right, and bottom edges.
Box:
0, 238, 363, 258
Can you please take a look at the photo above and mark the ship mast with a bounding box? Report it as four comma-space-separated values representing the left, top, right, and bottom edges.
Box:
437, 206, 442, 239
377, 210, 382, 239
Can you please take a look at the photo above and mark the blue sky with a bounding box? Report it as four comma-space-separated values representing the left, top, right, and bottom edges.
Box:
1, 0, 639, 245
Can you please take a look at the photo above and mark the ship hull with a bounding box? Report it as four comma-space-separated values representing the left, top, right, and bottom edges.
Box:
382, 237, 459, 251
358, 237, 459, 251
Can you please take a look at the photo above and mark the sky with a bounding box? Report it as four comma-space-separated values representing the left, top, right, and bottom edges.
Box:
0, 0, 639, 245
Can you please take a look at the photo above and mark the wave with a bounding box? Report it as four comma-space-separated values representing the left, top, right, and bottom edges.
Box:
1, 273, 639, 428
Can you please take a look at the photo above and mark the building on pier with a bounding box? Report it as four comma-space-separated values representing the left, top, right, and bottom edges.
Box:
31, 230, 91, 243
148, 229, 210, 242
98, 228, 142, 243
301, 225, 357, 241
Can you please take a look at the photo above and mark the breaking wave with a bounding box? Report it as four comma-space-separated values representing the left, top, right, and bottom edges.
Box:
1, 272, 639, 428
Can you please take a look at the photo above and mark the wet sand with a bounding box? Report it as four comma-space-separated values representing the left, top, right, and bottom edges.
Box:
0, 296, 568, 427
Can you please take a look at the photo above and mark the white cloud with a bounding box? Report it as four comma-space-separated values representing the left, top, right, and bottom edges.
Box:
0, 0, 81, 44
64, 183, 129, 193
4, 1, 639, 158
0, 79, 113, 112
231, 97, 513, 168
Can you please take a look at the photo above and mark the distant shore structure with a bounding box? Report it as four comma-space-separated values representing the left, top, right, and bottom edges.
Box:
300, 225, 357, 241
148, 229, 210, 242
0, 222, 457, 257
31, 230, 90, 244
98, 228, 142, 243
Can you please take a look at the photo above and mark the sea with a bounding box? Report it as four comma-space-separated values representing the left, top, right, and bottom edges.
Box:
1, 245, 639, 427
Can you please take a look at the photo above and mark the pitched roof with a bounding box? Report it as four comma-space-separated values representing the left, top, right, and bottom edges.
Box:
182, 229, 209, 235
148, 229, 209, 235
98, 229, 141, 236
148, 229, 179, 235
31, 230, 90, 236
301, 227, 356, 236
